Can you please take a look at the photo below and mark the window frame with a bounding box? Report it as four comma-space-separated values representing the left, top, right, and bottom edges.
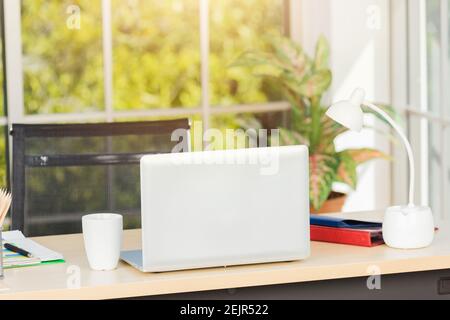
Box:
392, 0, 450, 218
3, 0, 300, 128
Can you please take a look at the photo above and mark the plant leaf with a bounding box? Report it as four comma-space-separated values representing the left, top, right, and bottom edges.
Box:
314, 35, 329, 70
291, 70, 332, 98
270, 37, 312, 78
361, 103, 402, 127
231, 52, 287, 77
229, 51, 273, 68
362, 124, 398, 144
235, 117, 263, 131
346, 148, 391, 165
309, 154, 339, 210
320, 115, 346, 144
336, 152, 358, 189
279, 128, 309, 146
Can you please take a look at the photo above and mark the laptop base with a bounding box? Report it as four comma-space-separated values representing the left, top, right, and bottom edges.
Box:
120, 250, 144, 271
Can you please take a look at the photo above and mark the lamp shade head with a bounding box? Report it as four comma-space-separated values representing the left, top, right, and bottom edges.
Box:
326, 88, 366, 132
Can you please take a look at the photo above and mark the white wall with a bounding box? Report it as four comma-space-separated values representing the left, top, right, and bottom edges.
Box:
299, 0, 392, 211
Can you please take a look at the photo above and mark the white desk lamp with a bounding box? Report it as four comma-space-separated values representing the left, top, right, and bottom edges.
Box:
326, 88, 435, 249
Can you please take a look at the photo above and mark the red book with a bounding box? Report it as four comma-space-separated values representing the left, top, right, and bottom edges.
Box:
310, 225, 384, 247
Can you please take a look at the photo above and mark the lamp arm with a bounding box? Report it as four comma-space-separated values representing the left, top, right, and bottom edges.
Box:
363, 101, 415, 206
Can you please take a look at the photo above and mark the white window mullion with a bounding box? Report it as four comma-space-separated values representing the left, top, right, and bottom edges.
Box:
4, 0, 24, 125
439, 0, 449, 218
391, 0, 410, 205
406, 0, 430, 207
102, 0, 114, 122
440, 0, 449, 120
4, 0, 25, 182
211, 102, 290, 115
200, 0, 210, 131
406, 108, 450, 125
20, 112, 107, 124
418, 0, 430, 209
16, 101, 288, 125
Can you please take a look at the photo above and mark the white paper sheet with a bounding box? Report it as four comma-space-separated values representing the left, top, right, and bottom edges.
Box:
2, 231, 64, 262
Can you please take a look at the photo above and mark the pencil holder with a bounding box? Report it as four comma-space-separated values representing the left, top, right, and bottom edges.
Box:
0, 229, 3, 278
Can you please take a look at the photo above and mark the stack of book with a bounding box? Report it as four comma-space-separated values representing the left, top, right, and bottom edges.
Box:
310, 215, 384, 247
2, 230, 65, 269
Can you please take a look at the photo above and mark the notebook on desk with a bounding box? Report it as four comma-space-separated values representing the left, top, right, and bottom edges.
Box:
2, 231, 65, 269
310, 215, 384, 247
310, 215, 382, 229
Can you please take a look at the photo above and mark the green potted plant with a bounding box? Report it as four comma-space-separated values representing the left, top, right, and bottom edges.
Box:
232, 36, 393, 213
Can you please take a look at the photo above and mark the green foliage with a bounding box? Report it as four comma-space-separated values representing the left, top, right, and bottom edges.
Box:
310, 154, 339, 210
314, 35, 330, 71
210, 0, 284, 107
233, 35, 392, 211
22, 0, 104, 114
344, 148, 391, 165
336, 151, 358, 189
336, 148, 391, 191
293, 70, 332, 98
111, 0, 201, 110
21, 0, 283, 114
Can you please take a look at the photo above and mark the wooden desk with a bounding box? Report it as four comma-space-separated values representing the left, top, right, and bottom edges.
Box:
1, 212, 450, 300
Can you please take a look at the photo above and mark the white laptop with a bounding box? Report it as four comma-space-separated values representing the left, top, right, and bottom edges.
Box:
121, 145, 310, 272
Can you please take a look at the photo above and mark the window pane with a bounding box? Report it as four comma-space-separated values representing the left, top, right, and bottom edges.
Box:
210, 0, 284, 107
426, 0, 441, 114
21, 0, 104, 114
425, 0, 450, 214
112, 0, 201, 110
426, 0, 441, 213
427, 120, 442, 214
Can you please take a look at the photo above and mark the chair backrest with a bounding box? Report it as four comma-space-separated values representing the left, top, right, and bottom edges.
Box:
10, 119, 190, 237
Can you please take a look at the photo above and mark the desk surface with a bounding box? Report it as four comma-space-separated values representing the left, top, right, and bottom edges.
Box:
1, 212, 450, 300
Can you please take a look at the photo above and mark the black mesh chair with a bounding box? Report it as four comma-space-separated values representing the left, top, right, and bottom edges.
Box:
10, 119, 190, 237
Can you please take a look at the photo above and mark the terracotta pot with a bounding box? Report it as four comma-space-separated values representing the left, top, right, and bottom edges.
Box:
310, 192, 347, 214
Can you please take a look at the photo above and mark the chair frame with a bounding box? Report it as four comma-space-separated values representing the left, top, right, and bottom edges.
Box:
10, 119, 190, 234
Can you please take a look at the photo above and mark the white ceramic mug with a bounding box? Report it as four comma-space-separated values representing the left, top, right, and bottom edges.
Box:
82, 214, 123, 271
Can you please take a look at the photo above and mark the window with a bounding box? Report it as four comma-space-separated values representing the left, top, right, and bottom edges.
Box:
7, 0, 290, 126
424, 0, 450, 217
22, 0, 104, 114
111, 0, 201, 110
401, 0, 450, 217
209, 0, 284, 107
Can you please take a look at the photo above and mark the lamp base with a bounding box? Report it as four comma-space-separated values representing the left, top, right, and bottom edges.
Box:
382, 205, 435, 249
